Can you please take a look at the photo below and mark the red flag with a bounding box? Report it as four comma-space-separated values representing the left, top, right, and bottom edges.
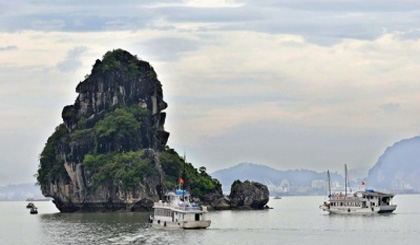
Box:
179, 177, 184, 184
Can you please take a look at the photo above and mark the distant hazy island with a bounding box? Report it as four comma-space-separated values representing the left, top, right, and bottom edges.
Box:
213, 136, 420, 196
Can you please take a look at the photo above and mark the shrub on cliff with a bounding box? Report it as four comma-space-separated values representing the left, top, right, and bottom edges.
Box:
160, 146, 222, 201
83, 150, 156, 191
36, 124, 69, 185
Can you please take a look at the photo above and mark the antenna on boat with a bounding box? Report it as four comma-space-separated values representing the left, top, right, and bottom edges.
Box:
183, 151, 186, 202
327, 170, 331, 197
344, 164, 348, 198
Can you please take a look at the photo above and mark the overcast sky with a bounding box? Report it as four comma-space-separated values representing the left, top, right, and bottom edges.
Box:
1, 0, 420, 186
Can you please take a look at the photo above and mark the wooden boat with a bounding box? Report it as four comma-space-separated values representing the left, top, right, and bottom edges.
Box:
30, 207, 38, 214
319, 165, 397, 215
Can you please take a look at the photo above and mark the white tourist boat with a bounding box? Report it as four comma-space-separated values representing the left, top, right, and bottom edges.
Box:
319, 165, 397, 215
150, 189, 211, 230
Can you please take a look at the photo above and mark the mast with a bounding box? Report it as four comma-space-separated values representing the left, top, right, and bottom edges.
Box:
183, 152, 186, 203
327, 170, 331, 197
344, 164, 348, 198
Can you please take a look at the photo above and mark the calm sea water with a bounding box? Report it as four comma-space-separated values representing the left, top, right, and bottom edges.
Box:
1, 195, 420, 245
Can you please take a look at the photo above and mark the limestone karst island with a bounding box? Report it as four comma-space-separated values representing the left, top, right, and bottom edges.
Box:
36, 49, 269, 212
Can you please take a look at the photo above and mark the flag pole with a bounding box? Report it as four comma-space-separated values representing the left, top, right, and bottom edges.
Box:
183, 152, 186, 204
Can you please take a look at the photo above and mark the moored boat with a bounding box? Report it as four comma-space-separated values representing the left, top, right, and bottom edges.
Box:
320, 189, 397, 214
150, 190, 211, 230
30, 207, 38, 214
26, 202, 35, 209
319, 165, 397, 215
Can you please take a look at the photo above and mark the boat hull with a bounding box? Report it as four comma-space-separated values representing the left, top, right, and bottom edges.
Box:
320, 205, 397, 215
183, 220, 211, 229
151, 219, 211, 230
378, 205, 397, 213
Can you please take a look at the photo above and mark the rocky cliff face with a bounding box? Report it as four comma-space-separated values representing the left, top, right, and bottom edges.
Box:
228, 180, 269, 209
37, 49, 170, 212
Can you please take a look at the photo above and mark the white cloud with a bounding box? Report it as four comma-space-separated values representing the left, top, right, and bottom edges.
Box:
56, 46, 87, 72
183, 0, 244, 8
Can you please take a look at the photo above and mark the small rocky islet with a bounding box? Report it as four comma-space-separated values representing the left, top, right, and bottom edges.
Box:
36, 49, 269, 212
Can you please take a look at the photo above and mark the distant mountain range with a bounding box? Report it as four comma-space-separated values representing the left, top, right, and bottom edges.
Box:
212, 135, 420, 195
368, 136, 420, 193
211, 162, 344, 195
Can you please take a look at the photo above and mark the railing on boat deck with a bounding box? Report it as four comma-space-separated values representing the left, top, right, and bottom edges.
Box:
329, 194, 359, 200
153, 202, 208, 211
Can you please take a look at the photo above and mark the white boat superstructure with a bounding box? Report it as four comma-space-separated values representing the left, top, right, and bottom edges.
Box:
320, 189, 397, 214
150, 190, 211, 230
319, 165, 397, 215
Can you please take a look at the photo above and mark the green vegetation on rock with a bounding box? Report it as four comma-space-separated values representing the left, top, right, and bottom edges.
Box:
83, 150, 155, 191
36, 124, 69, 185
93, 107, 144, 152
100, 49, 125, 72
37, 105, 149, 186
160, 147, 222, 200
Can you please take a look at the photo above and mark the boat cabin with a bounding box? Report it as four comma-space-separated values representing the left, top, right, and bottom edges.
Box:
323, 189, 396, 213
151, 190, 210, 229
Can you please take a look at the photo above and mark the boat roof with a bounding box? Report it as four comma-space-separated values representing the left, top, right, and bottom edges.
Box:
355, 190, 395, 197
165, 190, 190, 196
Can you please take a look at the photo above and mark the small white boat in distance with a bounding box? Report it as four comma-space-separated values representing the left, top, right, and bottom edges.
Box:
150, 190, 211, 229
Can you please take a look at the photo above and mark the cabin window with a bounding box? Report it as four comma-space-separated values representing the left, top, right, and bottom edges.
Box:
195, 213, 200, 221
